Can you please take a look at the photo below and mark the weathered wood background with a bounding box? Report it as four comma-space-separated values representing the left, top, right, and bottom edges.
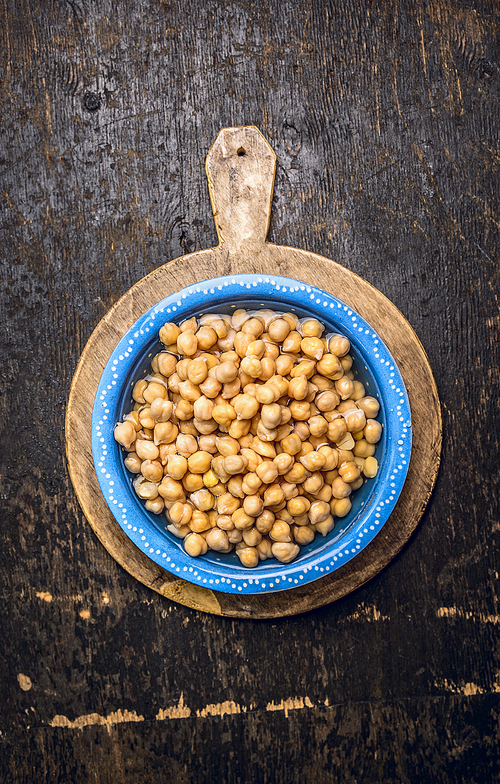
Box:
1, 0, 499, 781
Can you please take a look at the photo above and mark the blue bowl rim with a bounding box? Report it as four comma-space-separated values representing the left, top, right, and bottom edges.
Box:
91, 274, 412, 594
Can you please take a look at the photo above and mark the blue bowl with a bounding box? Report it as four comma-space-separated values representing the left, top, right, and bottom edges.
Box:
92, 274, 411, 594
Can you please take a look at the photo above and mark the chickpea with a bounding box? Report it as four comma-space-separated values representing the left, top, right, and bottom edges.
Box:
150, 398, 173, 423
174, 434, 196, 457
353, 439, 376, 458
287, 496, 311, 516
240, 448, 262, 473
226, 476, 243, 500
293, 525, 315, 545
315, 390, 340, 412
232, 508, 255, 530
328, 334, 350, 357
236, 546, 259, 568
308, 415, 328, 437
364, 419, 383, 444
114, 421, 137, 450
221, 378, 242, 400
273, 452, 294, 475
318, 445, 338, 470
133, 476, 159, 500
174, 399, 193, 421
268, 318, 291, 342
256, 510, 275, 533
258, 482, 282, 507
256, 421, 277, 443
175, 330, 197, 356
350, 380, 366, 401
192, 396, 213, 422
331, 476, 352, 499
140, 459, 163, 482
269, 521, 292, 542
288, 375, 308, 401
243, 495, 264, 518
212, 403, 237, 427
167, 523, 191, 539
216, 492, 240, 516
184, 532, 208, 557
283, 462, 309, 484
281, 433, 302, 456
250, 437, 276, 458
190, 488, 215, 511
332, 497, 352, 517
167, 373, 181, 394
199, 377, 222, 399
228, 418, 252, 439
260, 403, 282, 430
316, 354, 343, 379
344, 408, 367, 433
254, 383, 279, 405
155, 352, 176, 378
259, 357, 276, 381
290, 359, 316, 379
215, 361, 237, 384
301, 337, 324, 361
159, 322, 180, 346
143, 381, 167, 404
256, 538, 273, 560
233, 394, 260, 420
135, 439, 160, 461
216, 514, 234, 531
186, 451, 212, 474
181, 472, 203, 494
189, 510, 210, 532
335, 376, 354, 401
299, 451, 326, 472
255, 460, 279, 485
300, 318, 324, 338
275, 354, 295, 376
227, 528, 243, 544
363, 456, 379, 478
196, 325, 218, 350
185, 358, 207, 386
158, 476, 185, 501
308, 500, 331, 524
218, 328, 237, 351
271, 542, 300, 563
315, 515, 335, 536
327, 418, 347, 444
242, 472, 263, 495
303, 472, 324, 495
242, 527, 262, 547
124, 452, 142, 474
338, 461, 361, 483
201, 528, 229, 554
143, 496, 163, 514
221, 454, 247, 476
357, 396, 380, 418
169, 501, 193, 527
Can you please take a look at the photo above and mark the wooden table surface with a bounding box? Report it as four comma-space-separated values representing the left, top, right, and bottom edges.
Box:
1, 1, 499, 782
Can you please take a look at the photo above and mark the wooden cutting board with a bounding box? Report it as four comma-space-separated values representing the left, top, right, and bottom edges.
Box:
65, 126, 442, 619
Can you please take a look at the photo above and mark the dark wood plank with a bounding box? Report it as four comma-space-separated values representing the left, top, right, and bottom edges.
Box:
1, 0, 499, 780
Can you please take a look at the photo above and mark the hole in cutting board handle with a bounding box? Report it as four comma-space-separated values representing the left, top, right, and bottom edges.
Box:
237, 147, 246, 156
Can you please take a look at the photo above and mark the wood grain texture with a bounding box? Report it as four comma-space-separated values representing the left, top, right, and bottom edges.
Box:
66, 124, 441, 618
1, 0, 499, 781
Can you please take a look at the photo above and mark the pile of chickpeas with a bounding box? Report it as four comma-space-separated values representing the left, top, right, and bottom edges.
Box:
114, 308, 382, 568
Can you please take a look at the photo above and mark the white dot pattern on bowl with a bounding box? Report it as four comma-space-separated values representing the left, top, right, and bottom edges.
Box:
92, 274, 412, 595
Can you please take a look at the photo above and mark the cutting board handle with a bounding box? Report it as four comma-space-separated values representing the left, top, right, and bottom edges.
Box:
205, 126, 276, 251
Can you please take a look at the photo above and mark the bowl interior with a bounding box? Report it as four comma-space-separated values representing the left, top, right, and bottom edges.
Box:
92, 275, 411, 593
